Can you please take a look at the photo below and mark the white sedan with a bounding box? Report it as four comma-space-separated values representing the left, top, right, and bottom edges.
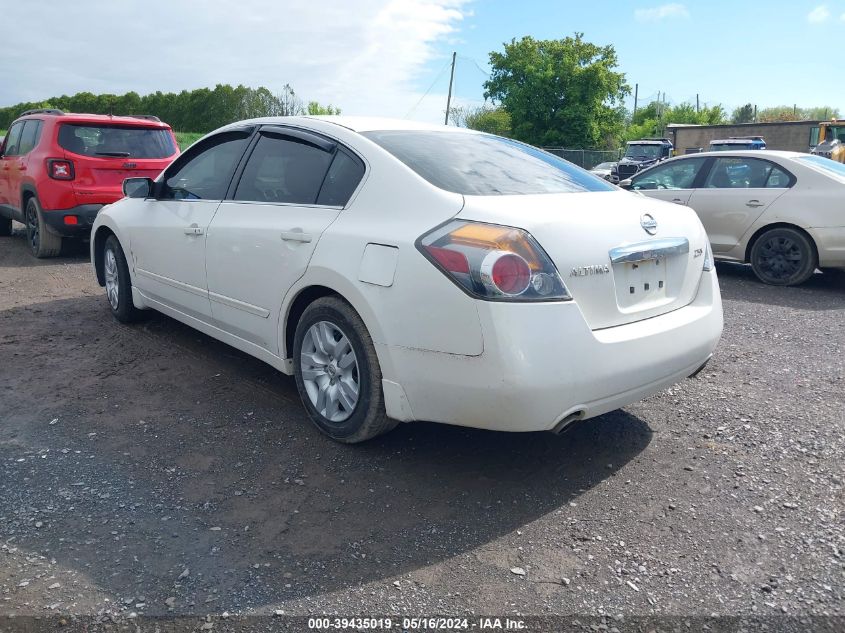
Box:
91, 117, 723, 443
621, 150, 845, 285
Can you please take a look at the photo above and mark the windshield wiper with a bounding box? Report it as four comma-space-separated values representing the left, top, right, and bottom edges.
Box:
95, 151, 131, 157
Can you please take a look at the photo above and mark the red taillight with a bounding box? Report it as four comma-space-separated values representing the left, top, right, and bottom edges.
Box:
484, 252, 531, 295
417, 220, 571, 302
63, 215, 79, 226
48, 159, 74, 180
425, 245, 470, 274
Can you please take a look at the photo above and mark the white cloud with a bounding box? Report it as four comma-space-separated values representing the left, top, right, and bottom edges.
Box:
0, 0, 470, 123
807, 5, 830, 22
841, 11, 845, 21
634, 3, 689, 22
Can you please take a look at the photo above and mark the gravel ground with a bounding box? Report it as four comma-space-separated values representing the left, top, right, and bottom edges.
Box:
0, 226, 843, 629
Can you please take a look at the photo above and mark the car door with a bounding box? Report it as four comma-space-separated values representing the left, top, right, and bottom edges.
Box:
128, 128, 253, 321
0, 121, 25, 213
629, 156, 708, 206
686, 157, 793, 253
206, 126, 365, 353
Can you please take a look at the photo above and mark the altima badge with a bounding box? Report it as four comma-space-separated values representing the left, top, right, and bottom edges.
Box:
641, 213, 658, 235
570, 264, 610, 277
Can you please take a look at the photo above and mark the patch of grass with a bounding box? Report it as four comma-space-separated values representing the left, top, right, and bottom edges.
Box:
175, 131, 203, 151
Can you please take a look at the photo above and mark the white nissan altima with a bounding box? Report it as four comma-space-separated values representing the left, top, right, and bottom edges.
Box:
91, 117, 723, 443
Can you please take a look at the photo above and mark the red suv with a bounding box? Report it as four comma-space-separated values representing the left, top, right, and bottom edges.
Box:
0, 109, 179, 257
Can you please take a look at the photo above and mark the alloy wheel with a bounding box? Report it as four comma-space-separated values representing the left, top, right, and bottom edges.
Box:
300, 321, 360, 422
104, 248, 120, 310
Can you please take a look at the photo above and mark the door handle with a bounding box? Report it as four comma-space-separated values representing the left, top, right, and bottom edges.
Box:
746, 200, 765, 208
671, 198, 685, 205
281, 230, 313, 243
184, 223, 204, 235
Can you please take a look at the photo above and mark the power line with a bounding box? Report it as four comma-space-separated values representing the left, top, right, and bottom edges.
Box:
405, 59, 452, 118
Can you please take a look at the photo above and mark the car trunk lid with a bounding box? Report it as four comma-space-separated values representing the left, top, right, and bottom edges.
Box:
459, 190, 710, 330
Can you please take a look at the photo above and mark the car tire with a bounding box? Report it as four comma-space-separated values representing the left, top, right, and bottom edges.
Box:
103, 234, 144, 323
0, 215, 11, 237
25, 197, 62, 258
750, 227, 816, 286
293, 296, 397, 443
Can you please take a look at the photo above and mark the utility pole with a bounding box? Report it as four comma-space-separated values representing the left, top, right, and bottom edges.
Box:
754, 104, 757, 123
696, 94, 699, 113
633, 83, 639, 117
444, 51, 457, 125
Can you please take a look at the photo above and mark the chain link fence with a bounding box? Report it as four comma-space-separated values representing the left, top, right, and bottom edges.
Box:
542, 148, 622, 171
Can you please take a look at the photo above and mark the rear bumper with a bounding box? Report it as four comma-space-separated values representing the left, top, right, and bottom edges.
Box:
379, 271, 723, 432
808, 226, 845, 268
42, 204, 104, 237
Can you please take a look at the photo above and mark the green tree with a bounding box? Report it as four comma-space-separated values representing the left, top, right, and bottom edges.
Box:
306, 101, 341, 115
449, 104, 512, 136
731, 103, 754, 124
483, 34, 629, 148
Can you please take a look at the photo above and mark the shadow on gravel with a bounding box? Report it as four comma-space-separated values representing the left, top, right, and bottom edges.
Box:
715, 261, 845, 311
0, 227, 90, 267
0, 296, 653, 612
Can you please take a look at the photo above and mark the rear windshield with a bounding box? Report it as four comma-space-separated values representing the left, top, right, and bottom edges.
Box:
797, 154, 845, 179
58, 124, 176, 159
362, 130, 614, 195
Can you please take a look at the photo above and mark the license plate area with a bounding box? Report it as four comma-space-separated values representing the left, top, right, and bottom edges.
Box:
614, 256, 668, 309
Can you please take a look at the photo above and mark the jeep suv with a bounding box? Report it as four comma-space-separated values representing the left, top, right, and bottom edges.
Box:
0, 109, 179, 257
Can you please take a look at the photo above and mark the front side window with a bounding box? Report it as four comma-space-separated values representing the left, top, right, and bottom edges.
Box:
2, 121, 24, 156
162, 131, 251, 200
58, 124, 176, 158
234, 134, 334, 205
704, 158, 789, 189
17, 120, 43, 155
631, 157, 706, 190
363, 130, 614, 195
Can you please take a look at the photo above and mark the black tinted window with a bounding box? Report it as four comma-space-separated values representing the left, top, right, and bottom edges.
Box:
163, 131, 251, 200
363, 130, 614, 195
18, 120, 43, 155
317, 149, 365, 206
234, 134, 334, 205
59, 124, 176, 158
3, 122, 24, 156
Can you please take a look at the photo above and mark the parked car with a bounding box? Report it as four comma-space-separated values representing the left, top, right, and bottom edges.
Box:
91, 117, 722, 443
620, 150, 845, 285
589, 161, 617, 181
0, 109, 179, 257
610, 138, 674, 183
709, 136, 766, 151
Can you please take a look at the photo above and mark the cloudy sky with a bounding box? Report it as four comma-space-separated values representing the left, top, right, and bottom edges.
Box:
1, 0, 842, 122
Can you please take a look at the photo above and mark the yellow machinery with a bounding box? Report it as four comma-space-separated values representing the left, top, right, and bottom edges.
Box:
810, 120, 845, 163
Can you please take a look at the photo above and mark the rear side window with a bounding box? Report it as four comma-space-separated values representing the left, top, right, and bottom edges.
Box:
162, 131, 251, 200
704, 157, 791, 189
17, 120, 43, 155
58, 124, 176, 158
317, 149, 365, 206
2, 121, 24, 156
234, 134, 334, 205
363, 130, 614, 195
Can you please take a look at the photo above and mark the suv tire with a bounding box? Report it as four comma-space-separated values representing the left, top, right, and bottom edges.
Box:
25, 197, 62, 258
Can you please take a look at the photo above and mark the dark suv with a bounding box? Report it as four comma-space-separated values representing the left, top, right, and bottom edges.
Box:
0, 109, 179, 257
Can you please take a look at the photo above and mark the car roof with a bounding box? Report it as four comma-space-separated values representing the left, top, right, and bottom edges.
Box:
671, 149, 803, 160
228, 115, 481, 134
16, 112, 171, 129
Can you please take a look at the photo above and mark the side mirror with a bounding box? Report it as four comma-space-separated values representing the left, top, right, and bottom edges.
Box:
619, 179, 633, 190
123, 177, 154, 198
